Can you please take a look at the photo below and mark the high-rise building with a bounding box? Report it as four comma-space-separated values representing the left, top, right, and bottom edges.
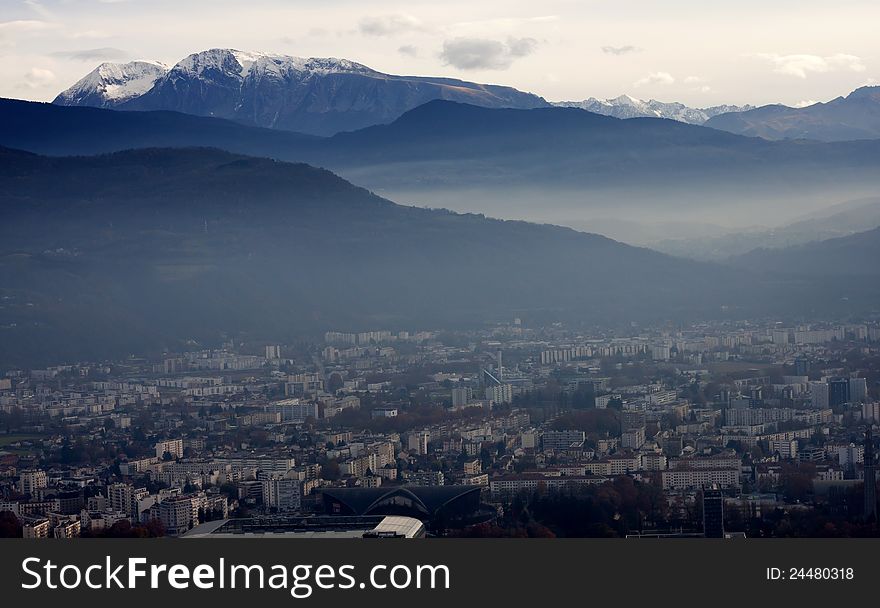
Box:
485, 383, 513, 405
159, 496, 195, 536
865, 427, 877, 522
838, 444, 864, 469
17, 470, 47, 497
262, 477, 302, 513
863, 402, 880, 423
794, 357, 810, 377
810, 381, 830, 409
771, 329, 789, 346
108, 483, 135, 516
621, 427, 646, 450
451, 387, 473, 407
407, 431, 430, 455
850, 377, 868, 404
703, 487, 725, 538
154, 439, 184, 460
828, 377, 850, 407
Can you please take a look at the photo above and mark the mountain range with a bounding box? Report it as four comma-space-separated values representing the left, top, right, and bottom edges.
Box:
2, 142, 877, 365
2, 94, 880, 363
552, 95, 752, 125
705, 86, 880, 141
5, 97, 880, 227
53, 50, 880, 143
53, 49, 548, 135
730, 224, 880, 277
651, 196, 880, 260
0, 145, 740, 365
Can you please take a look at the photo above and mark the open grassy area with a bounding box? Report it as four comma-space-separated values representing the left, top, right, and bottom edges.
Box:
0, 434, 42, 448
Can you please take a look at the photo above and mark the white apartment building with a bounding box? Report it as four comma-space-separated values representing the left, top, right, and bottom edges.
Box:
262, 477, 302, 512
661, 469, 740, 490
154, 439, 184, 459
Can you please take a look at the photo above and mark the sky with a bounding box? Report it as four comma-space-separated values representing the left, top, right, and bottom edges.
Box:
1, 0, 878, 107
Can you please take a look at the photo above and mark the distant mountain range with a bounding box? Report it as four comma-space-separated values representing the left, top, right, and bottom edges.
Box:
730, 223, 880, 277
54, 49, 548, 135
5, 97, 880, 227
0, 145, 740, 364
706, 86, 880, 141
552, 95, 752, 125
1, 144, 876, 365
650, 196, 880, 260
52, 51, 880, 142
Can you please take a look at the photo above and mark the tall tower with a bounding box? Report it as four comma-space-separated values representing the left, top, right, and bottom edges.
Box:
702, 485, 725, 538
865, 426, 877, 522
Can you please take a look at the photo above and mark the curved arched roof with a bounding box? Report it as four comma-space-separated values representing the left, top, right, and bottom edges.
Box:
322, 485, 481, 516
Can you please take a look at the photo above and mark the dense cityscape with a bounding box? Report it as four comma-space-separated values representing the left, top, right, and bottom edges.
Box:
2, 318, 879, 539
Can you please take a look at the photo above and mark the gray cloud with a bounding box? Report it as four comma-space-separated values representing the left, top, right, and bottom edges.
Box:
440, 37, 538, 70
601, 45, 639, 56
398, 44, 419, 58
51, 47, 128, 62
359, 14, 424, 37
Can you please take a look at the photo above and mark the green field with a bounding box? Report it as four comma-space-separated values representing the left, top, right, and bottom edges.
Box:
0, 434, 42, 448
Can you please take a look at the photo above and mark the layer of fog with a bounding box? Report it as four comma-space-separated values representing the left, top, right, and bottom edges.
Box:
345, 178, 880, 261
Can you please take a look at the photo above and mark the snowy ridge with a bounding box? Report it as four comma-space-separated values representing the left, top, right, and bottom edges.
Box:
170, 49, 374, 80
553, 95, 753, 125
52, 48, 549, 134
54, 60, 169, 107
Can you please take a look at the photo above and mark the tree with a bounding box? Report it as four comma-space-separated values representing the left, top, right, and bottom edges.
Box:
327, 373, 344, 393
322, 459, 341, 480
780, 463, 815, 502
0, 511, 22, 538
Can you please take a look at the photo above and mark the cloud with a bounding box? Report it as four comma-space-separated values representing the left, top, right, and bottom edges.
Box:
359, 14, 425, 37
440, 37, 537, 70
601, 45, 639, 56
634, 71, 675, 87
20, 67, 56, 89
0, 19, 57, 35
51, 47, 128, 62
754, 53, 866, 78
398, 45, 419, 58
794, 100, 818, 108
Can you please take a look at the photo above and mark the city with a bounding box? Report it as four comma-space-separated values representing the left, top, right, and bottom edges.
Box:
2, 318, 879, 539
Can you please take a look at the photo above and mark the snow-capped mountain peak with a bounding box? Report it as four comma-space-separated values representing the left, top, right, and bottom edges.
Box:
610, 94, 642, 106
53, 48, 549, 135
171, 49, 269, 78
552, 95, 753, 125
54, 60, 169, 107
169, 49, 375, 81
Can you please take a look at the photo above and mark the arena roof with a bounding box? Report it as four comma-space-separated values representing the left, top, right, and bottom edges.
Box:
321, 485, 482, 517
